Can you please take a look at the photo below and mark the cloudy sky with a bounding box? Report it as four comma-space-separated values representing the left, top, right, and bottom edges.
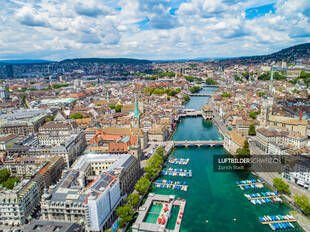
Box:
0, 0, 310, 60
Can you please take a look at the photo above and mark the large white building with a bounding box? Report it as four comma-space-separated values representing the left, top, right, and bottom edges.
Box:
41, 153, 139, 232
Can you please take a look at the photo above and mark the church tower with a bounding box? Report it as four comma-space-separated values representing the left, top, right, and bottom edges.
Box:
132, 94, 140, 128
259, 97, 273, 127
106, 91, 110, 103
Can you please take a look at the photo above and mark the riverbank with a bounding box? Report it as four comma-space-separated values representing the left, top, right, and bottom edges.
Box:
253, 171, 310, 232
133, 87, 303, 232
211, 99, 309, 232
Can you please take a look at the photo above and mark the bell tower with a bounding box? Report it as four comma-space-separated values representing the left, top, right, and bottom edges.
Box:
132, 94, 140, 128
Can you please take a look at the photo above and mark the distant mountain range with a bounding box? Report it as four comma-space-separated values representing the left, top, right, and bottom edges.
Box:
0, 42, 309, 65
216, 42, 310, 63
60, 58, 152, 64
158, 43, 310, 62
0, 58, 151, 65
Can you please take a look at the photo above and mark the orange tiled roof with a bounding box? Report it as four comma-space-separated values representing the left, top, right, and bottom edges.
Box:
109, 143, 128, 153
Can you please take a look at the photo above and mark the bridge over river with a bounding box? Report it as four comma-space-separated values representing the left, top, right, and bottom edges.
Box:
148, 140, 224, 147
189, 93, 212, 96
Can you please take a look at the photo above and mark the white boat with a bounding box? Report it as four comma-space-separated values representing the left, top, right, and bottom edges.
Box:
289, 223, 295, 228
257, 200, 261, 205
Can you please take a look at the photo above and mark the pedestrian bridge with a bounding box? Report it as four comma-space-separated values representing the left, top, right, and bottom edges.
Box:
174, 140, 224, 147
202, 84, 220, 87
178, 110, 202, 118
149, 140, 224, 147
189, 93, 212, 96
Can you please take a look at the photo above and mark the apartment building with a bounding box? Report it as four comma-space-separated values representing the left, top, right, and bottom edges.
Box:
0, 156, 65, 226
41, 153, 139, 232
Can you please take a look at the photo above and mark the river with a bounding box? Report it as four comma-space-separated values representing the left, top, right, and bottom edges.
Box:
151, 87, 302, 232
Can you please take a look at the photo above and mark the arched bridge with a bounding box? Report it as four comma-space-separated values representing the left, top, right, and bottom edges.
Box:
148, 140, 224, 148
189, 93, 213, 96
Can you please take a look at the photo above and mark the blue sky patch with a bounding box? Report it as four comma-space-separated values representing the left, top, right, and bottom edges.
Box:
245, 3, 275, 20
137, 18, 151, 30
169, 8, 178, 15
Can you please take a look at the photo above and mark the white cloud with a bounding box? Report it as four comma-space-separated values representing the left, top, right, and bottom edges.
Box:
0, 0, 309, 60
15, 5, 49, 27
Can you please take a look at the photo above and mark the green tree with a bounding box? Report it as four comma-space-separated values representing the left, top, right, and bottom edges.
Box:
249, 110, 257, 120
109, 104, 116, 110
221, 92, 231, 98
258, 92, 265, 97
155, 146, 165, 157
294, 195, 310, 215
52, 83, 69, 89
70, 112, 84, 119
144, 155, 163, 179
185, 76, 195, 82
243, 140, 249, 149
189, 63, 198, 68
236, 140, 250, 158
159, 72, 175, 78
248, 124, 256, 135
45, 115, 55, 123
189, 86, 201, 93
183, 95, 190, 101
21, 94, 27, 107
2, 176, 19, 189
299, 71, 310, 88
126, 193, 140, 208
116, 204, 134, 228
135, 177, 150, 194
258, 72, 270, 80
242, 72, 249, 79
115, 105, 123, 112
273, 178, 290, 195
0, 169, 10, 183
205, 78, 218, 85
233, 74, 243, 82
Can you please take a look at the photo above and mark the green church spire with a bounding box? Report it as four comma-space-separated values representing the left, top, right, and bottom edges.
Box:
134, 94, 140, 119
106, 91, 110, 103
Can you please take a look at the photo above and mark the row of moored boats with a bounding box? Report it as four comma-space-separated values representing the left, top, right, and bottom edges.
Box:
168, 158, 190, 165
259, 215, 296, 231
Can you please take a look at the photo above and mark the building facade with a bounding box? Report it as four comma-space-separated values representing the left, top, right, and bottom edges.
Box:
41, 153, 139, 231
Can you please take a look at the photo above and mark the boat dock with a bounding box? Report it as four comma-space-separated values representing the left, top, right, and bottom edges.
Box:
259, 215, 297, 230
243, 192, 283, 205
168, 158, 190, 165
236, 179, 264, 190
259, 215, 297, 224
154, 180, 188, 191
161, 168, 192, 177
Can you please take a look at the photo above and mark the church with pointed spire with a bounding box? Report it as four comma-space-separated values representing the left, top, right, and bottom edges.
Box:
132, 94, 140, 128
